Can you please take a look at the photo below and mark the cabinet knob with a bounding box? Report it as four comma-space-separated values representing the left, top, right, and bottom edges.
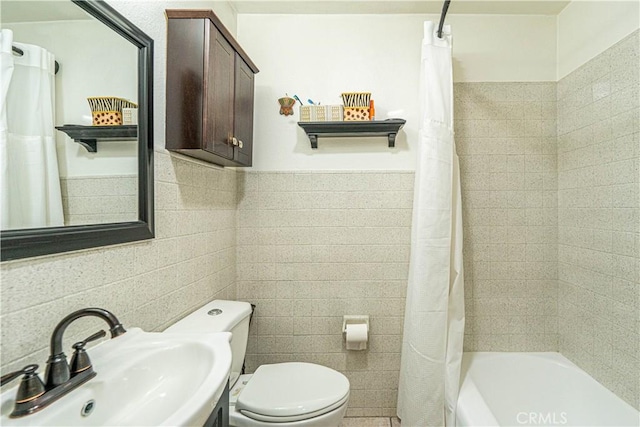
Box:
238, 140, 244, 149
231, 137, 239, 146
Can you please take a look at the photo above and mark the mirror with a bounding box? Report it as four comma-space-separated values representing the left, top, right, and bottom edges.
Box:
1, 0, 154, 261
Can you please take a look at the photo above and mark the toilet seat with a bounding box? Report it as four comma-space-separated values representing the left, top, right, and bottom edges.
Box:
236, 362, 350, 423
239, 394, 349, 423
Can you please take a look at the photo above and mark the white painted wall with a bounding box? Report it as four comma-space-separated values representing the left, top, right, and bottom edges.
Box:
237, 13, 557, 171
557, 0, 640, 79
444, 14, 558, 83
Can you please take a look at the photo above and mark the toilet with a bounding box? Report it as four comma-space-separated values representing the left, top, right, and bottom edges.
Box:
164, 300, 350, 427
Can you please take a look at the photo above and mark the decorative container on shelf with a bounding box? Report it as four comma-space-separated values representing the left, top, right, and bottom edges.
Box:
122, 107, 138, 125
341, 92, 371, 121
343, 107, 369, 121
299, 105, 343, 122
87, 97, 137, 126
328, 105, 343, 121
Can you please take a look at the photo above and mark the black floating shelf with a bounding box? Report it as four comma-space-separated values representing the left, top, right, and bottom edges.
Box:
298, 119, 406, 149
55, 125, 137, 153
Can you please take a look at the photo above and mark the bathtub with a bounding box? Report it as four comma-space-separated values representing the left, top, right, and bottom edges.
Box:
456, 352, 639, 427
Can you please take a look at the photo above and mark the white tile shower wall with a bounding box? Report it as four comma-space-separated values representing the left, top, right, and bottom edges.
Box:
455, 82, 559, 352
60, 176, 138, 225
557, 31, 640, 410
236, 171, 413, 417
0, 151, 237, 374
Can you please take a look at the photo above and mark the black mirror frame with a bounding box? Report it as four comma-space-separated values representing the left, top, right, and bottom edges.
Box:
1, 0, 154, 262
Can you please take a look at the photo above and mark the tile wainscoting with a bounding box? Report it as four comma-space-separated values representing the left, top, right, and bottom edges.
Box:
1, 151, 237, 374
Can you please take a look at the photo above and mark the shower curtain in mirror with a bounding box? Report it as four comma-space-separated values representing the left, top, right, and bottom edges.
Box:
1, 29, 63, 230
397, 21, 464, 427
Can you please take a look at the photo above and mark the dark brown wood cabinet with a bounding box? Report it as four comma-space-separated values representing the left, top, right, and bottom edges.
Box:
166, 10, 258, 167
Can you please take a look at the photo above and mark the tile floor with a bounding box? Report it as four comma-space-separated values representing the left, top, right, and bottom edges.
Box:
340, 417, 401, 427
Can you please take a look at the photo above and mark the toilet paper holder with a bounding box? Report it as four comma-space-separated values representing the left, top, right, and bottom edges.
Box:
343, 315, 369, 351
342, 315, 369, 333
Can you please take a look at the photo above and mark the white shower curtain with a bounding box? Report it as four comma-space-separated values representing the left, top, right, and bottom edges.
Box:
1, 29, 64, 230
397, 21, 465, 427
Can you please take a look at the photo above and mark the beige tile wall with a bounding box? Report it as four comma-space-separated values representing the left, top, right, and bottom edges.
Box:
557, 31, 640, 410
0, 151, 237, 374
236, 171, 413, 417
455, 82, 559, 352
61, 175, 138, 225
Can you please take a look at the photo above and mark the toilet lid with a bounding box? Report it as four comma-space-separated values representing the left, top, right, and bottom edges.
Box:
236, 362, 350, 422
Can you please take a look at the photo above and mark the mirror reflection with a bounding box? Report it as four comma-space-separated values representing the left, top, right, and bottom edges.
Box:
1, 0, 139, 230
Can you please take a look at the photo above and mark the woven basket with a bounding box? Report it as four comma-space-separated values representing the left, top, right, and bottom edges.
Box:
299, 105, 345, 122
87, 97, 138, 126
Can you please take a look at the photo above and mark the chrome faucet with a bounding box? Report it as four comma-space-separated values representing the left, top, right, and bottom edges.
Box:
2, 308, 126, 418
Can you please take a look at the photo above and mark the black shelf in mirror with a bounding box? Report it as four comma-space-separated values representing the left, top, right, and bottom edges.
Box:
56, 125, 138, 152
298, 119, 406, 149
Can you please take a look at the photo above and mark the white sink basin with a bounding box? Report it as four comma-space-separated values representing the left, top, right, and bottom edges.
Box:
0, 328, 232, 426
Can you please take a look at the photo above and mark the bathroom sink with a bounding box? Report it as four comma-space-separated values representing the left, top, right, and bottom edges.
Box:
0, 328, 232, 426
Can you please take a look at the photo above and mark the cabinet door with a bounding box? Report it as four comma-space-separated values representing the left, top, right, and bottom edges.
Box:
165, 18, 205, 150
204, 23, 234, 159
233, 53, 255, 166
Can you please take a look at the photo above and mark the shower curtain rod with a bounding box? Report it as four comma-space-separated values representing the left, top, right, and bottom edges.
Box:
12, 45, 60, 75
437, 0, 451, 39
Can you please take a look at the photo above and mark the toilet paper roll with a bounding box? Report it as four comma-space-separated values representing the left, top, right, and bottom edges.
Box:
345, 323, 368, 350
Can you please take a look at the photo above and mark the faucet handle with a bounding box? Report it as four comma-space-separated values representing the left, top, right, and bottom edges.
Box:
1, 364, 39, 386
0, 364, 46, 403
70, 330, 106, 375
74, 330, 107, 349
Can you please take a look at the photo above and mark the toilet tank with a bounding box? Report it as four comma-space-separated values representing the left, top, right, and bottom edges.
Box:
164, 300, 253, 387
